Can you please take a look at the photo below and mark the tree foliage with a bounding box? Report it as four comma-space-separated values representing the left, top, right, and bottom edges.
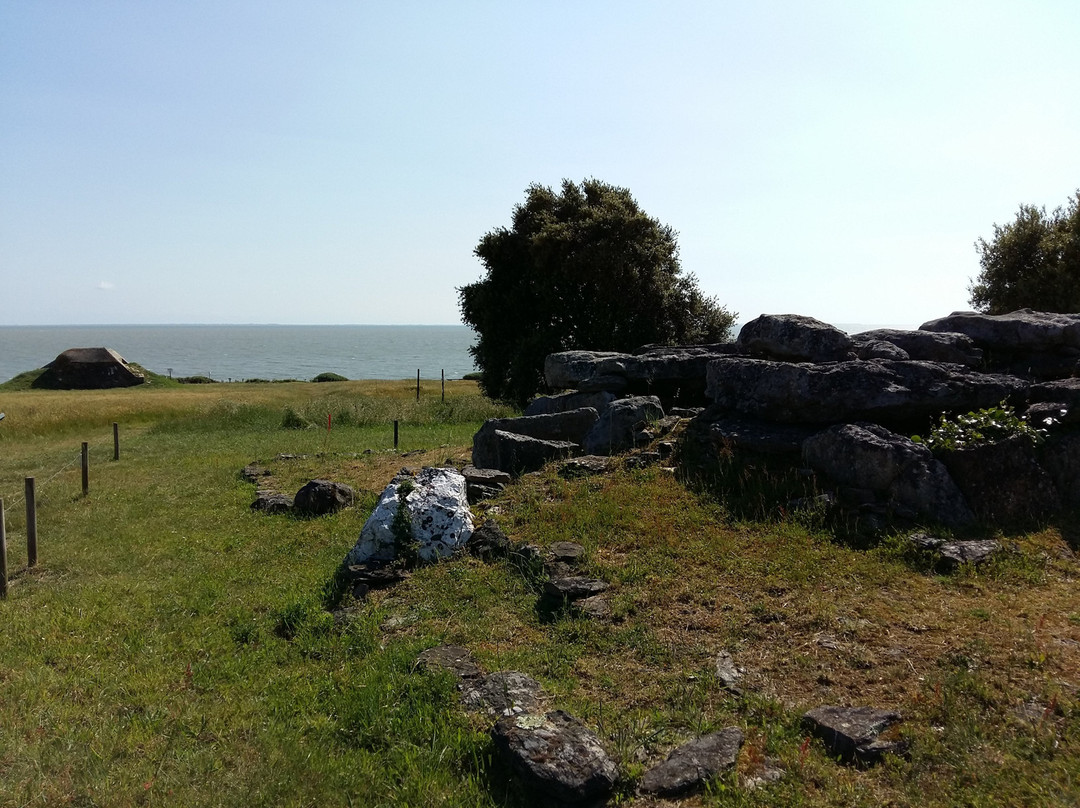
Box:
459, 179, 736, 406
969, 190, 1080, 314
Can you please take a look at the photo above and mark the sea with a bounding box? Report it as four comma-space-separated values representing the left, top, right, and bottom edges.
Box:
0, 325, 480, 384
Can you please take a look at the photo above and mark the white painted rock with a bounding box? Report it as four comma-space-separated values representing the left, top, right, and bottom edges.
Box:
345, 467, 473, 565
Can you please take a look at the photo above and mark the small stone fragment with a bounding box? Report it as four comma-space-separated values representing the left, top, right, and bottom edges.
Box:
575, 595, 612, 620
714, 651, 744, 694
294, 479, 355, 515
467, 521, 512, 560
415, 644, 483, 683
250, 490, 293, 513
802, 705, 905, 765
544, 576, 610, 602
549, 541, 585, 562
639, 728, 745, 797
559, 455, 615, 478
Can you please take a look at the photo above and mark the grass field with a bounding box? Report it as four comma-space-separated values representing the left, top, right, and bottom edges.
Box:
0, 380, 1076, 807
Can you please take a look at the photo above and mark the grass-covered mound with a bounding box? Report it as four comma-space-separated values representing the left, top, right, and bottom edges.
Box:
0, 381, 1075, 807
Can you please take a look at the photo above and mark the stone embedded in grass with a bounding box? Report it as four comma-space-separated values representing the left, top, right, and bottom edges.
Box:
908, 533, 1001, 567
461, 671, 544, 718
543, 575, 609, 602
293, 479, 355, 515
250, 490, 293, 514
345, 467, 473, 565
466, 521, 511, 560
490, 710, 618, 804
558, 455, 615, 478
639, 727, 745, 797
714, 650, 745, 695
801, 705, 905, 765
415, 644, 483, 682
549, 541, 585, 562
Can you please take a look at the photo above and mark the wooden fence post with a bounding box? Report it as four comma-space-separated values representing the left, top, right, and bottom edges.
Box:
25, 478, 37, 568
394, 420, 399, 450
441, 369, 445, 403
416, 369, 420, 402
82, 442, 89, 496
113, 422, 120, 461
1, 499, 7, 599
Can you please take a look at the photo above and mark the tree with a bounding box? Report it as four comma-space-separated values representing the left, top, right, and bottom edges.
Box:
969, 190, 1080, 314
458, 178, 736, 406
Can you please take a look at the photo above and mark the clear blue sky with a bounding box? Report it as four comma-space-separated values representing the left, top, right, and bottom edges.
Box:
2, 1, 1078, 327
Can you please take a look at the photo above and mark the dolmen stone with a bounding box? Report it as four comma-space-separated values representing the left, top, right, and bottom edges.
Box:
490, 710, 618, 805
706, 358, 1027, 425
582, 395, 664, 455
462, 465, 511, 504
802, 705, 905, 765
294, 479, 354, 515
803, 423, 975, 527
639, 728, 744, 797
852, 328, 983, 366
920, 309, 1080, 352
345, 467, 472, 565
524, 390, 617, 417
736, 313, 855, 363
473, 409, 597, 474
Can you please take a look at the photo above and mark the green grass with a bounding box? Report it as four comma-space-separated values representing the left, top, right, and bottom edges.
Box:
0, 382, 1076, 806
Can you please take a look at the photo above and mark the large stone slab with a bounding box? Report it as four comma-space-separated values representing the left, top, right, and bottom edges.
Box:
803, 423, 974, 527
705, 358, 1027, 425
802, 705, 905, 765
490, 711, 618, 804
582, 395, 664, 455
919, 309, 1080, 352
472, 409, 598, 470
938, 434, 1060, 522
544, 347, 740, 401
294, 479, 354, 515
524, 390, 617, 417
852, 328, 983, 366
345, 467, 473, 565
736, 313, 855, 362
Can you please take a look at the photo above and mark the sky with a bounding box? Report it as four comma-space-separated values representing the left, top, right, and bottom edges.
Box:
2, 1, 1079, 328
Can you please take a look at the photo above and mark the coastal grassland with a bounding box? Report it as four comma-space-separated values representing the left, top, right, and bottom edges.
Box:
0, 383, 1077, 807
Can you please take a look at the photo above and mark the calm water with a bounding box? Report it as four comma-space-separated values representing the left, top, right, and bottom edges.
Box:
0, 325, 479, 383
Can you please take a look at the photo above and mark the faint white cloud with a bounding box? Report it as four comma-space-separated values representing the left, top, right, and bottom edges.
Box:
97, 281, 114, 291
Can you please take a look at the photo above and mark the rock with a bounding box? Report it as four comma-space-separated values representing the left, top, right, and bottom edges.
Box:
639, 728, 744, 797
853, 329, 983, 366
293, 479, 355, 515
853, 339, 910, 361
34, 347, 145, 389
544, 576, 610, 602
714, 650, 744, 695
466, 482, 503, 504
1041, 430, 1080, 505
908, 533, 1000, 567
524, 390, 617, 417
938, 434, 1060, 522
801, 705, 905, 765
706, 358, 1027, 426
345, 467, 473, 565
1029, 377, 1080, 412
583, 396, 665, 455
462, 466, 512, 488
241, 463, 272, 483
346, 562, 409, 588
250, 490, 293, 513
689, 414, 817, 455
559, 455, 616, 478
919, 309, 1080, 352
803, 423, 975, 527
736, 314, 855, 363
490, 711, 618, 804
575, 595, 611, 620
415, 644, 483, 682
549, 541, 585, 562
467, 521, 512, 560
472, 409, 599, 470
545, 351, 631, 390
461, 671, 543, 718
493, 431, 580, 475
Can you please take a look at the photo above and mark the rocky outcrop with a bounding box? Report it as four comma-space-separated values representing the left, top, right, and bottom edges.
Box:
705, 358, 1027, 426
852, 328, 983, 366
582, 395, 664, 455
737, 314, 855, 362
345, 467, 473, 565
